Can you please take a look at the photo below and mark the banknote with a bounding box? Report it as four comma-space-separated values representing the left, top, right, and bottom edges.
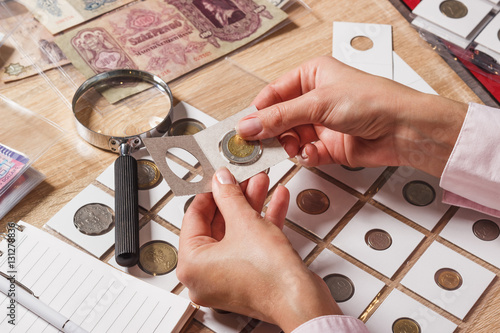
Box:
267, 0, 290, 8
0, 144, 29, 195
0, 16, 69, 82
56, 0, 287, 97
17, 0, 136, 34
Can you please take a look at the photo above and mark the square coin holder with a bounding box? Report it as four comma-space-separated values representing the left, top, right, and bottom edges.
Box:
45, 184, 116, 258
333, 204, 424, 278
440, 208, 500, 268
315, 165, 386, 194
372, 167, 450, 230
308, 248, 385, 317
96, 148, 189, 211
400, 241, 495, 319
108, 220, 180, 292
474, 12, 500, 62
267, 159, 295, 190
285, 168, 358, 239
365, 288, 457, 333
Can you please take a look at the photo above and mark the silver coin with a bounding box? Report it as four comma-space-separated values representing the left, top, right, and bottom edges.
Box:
73, 203, 114, 236
365, 229, 392, 251
473, 219, 500, 241
439, 0, 468, 19
402, 180, 435, 206
137, 159, 162, 190
220, 129, 262, 165
323, 274, 355, 303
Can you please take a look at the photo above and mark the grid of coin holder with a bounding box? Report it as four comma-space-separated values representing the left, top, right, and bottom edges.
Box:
440, 208, 500, 268
372, 167, 450, 230
400, 241, 495, 319
285, 167, 358, 238
308, 248, 385, 317
365, 288, 457, 332
333, 203, 425, 278
108, 220, 181, 292
316, 165, 386, 194
96, 148, 189, 210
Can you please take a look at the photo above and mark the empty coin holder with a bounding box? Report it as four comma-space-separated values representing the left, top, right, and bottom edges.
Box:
401, 241, 495, 319
315, 165, 386, 194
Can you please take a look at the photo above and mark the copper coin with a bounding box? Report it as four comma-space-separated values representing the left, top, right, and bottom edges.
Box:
221, 129, 262, 165
137, 159, 162, 190
392, 317, 421, 333
168, 118, 206, 136
73, 203, 114, 236
402, 180, 435, 207
434, 268, 463, 291
365, 229, 392, 251
473, 219, 500, 241
439, 0, 468, 19
138, 240, 178, 276
296, 189, 330, 215
341, 165, 365, 171
183, 196, 195, 213
323, 274, 355, 303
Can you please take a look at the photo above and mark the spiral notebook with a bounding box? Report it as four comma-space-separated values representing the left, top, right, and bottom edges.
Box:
0, 221, 196, 332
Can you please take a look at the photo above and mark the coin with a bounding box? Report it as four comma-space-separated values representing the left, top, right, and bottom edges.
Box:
323, 274, 355, 303
184, 196, 195, 213
341, 165, 365, 171
73, 203, 114, 236
296, 189, 330, 215
439, 0, 468, 19
402, 180, 435, 206
137, 159, 162, 190
392, 317, 421, 333
498, 29, 500, 42
473, 219, 500, 241
220, 129, 262, 165
434, 268, 463, 291
365, 229, 392, 251
168, 118, 206, 136
138, 240, 178, 276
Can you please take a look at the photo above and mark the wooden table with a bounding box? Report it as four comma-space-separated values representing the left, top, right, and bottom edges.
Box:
1, 0, 499, 332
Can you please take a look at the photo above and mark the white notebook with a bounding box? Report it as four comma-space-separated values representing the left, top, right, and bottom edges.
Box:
0, 221, 196, 332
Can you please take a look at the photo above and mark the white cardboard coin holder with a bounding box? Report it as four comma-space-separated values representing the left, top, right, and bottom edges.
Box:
332, 22, 393, 79
440, 208, 500, 268
282, 225, 316, 259
400, 241, 495, 319
96, 148, 189, 210
267, 159, 295, 190
474, 12, 500, 62
365, 288, 457, 333
108, 220, 180, 292
285, 168, 358, 239
308, 248, 385, 317
333, 204, 424, 278
315, 165, 386, 194
372, 167, 450, 230
44, 184, 117, 258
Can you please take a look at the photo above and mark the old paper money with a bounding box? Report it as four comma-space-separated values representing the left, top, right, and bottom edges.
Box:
56, 0, 287, 85
0, 17, 69, 82
17, 0, 136, 34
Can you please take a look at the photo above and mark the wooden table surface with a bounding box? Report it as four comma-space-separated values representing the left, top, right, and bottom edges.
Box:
1, 0, 499, 332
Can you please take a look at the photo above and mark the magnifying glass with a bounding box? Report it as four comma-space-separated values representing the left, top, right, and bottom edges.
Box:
72, 69, 174, 267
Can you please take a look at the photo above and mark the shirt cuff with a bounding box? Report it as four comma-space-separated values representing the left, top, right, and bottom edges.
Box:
291, 315, 369, 333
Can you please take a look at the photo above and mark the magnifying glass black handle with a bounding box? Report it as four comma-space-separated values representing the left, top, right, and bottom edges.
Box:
114, 154, 139, 267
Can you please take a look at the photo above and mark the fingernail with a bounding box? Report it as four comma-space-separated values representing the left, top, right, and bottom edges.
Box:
237, 117, 263, 136
301, 147, 308, 160
215, 167, 236, 185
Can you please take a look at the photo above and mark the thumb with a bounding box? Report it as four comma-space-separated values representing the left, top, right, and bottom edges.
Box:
236, 92, 328, 141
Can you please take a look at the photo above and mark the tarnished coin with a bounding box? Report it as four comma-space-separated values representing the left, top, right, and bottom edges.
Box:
341, 165, 365, 171
168, 118, 206, 136
323, 274, 355, 303
184, 196, 195, 213
392, 317, 421, 333
439, 0, 468, 19
473, 219, 500, 241
137, 159, 162, 190
365, 229, 392, 251
138, 240, 178, 276
74, 203, 114, 236
402, 180, 435, 207
220, 129, 262, 165
296, 189, 330, 215
434, 268, 463, 291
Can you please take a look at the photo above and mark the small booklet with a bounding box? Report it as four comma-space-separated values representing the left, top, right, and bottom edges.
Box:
0, 221, 197, 332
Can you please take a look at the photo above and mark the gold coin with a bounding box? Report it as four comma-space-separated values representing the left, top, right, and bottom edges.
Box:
392, 317, 421, 333
434, 268, 463, 291
220, 129, 262, 165
228, 134, 255, 158
365, 229, 392, 251
138, 240, 178, 276
168, 118, 206, 136
296, 189, 330, 215
137, 159, 162, 190
439, 0, 468, 19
